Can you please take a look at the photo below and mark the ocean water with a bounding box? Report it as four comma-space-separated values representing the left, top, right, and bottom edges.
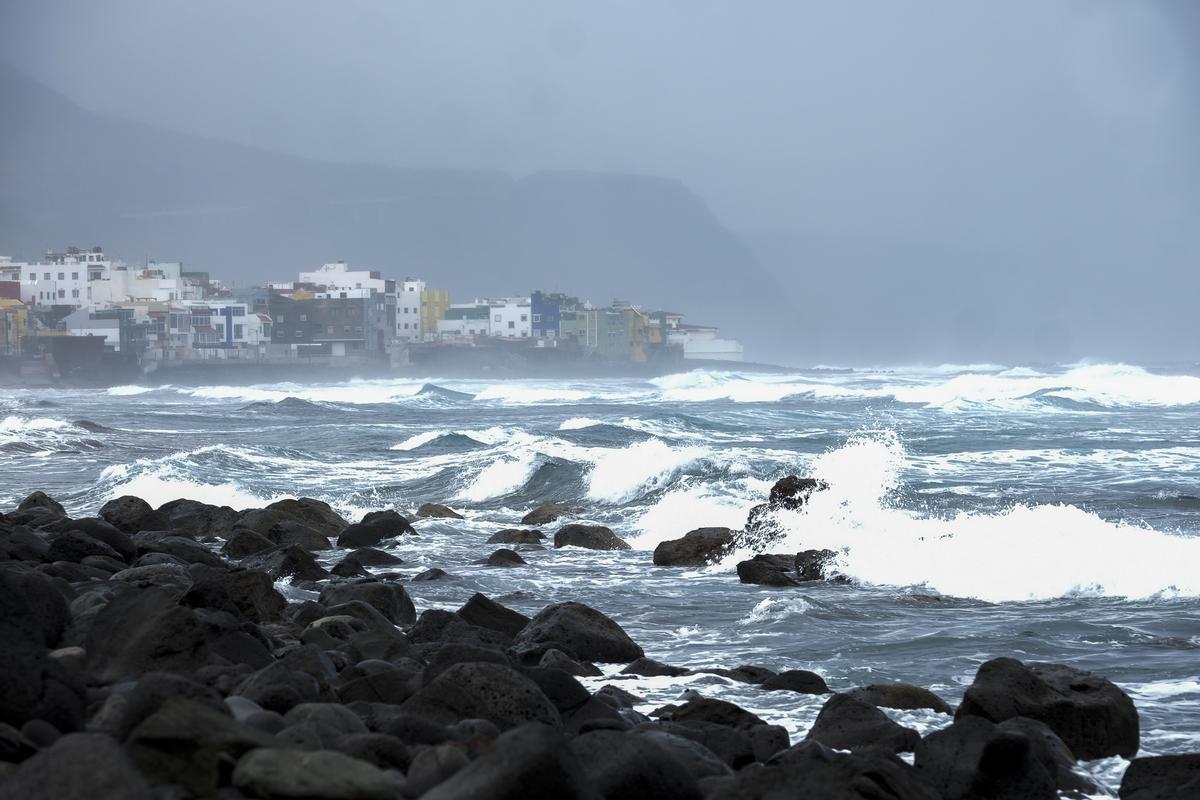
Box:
3, 361, 1199, 792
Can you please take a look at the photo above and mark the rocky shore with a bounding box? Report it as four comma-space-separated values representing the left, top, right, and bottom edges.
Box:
0, 486, 1196, 799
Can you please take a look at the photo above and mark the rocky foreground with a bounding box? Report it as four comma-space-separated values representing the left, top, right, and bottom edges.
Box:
0, 487, 1196, 799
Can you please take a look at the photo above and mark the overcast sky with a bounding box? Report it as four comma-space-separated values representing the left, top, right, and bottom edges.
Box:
2, 1, 1198, 363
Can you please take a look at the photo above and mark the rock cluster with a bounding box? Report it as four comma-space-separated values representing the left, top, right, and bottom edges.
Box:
0, 489, 1180, 799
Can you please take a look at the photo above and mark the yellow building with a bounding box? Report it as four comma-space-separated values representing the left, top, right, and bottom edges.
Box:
0, 299, 29, 356
420, 289, 450, 337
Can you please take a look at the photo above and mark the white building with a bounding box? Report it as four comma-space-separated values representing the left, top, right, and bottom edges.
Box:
397, 278, 425, 339
188, 302, 271, 349
299, 261, 387, 294
436, 304, 491, 338
667, 325, 745, 362
485, 297, 532, 338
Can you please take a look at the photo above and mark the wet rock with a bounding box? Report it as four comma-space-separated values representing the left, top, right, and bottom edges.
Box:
0, 567, 71, 647
319, 579, 416, 626
409, 609, 513, 651
648, 721, 756, 770
233, 747, 405, 800
769, 476, 828, 509
134, 532, 225, 566
539, 649, 603, 677
668, 697, 768, 730
222, 527, 276, 558
702, 665, 777, 685
421, 722, 597, 800
402, 662, 560, 730
417, 502, 464, 519
17, 490, 65, 516
1119, 753, 1200, 800
125, 697, 275, 795
761, 669, 830, 694
736, 554, 799, 586
99, 495, 168, 534
110, 562, 193, 595
334, 547, 403, 578
0, 525, 49, 561
479, 547, 528, 566
521, 501, 570, 526
570, 729, 702, 799
45, 529, 123, 564
622, 657, 691, 678
412, 567, 450, 581
848, 683, 953, 714
336, 510, 416, 548
806, 693, 921, 753
424, 643, 511, 683
630, 728, 733, 780
513, 601, 645, 663
86, 586, 211, 683
487, 528, 544, 545
554, 524, 630, 551
0, 733, 153, 800
184, 564, 287, 622
47, 517, 137, 561
262, 497, 348, 537
956, 657, 1139, 759
914, 715, 1062, 800
653, 527, 735, 566
244, 544, 330, 582
795, 548, 842, 581
458, 593, 531, 638
267, 520, 333, 551
520, 667, 591, 715
157, 498, 239, 539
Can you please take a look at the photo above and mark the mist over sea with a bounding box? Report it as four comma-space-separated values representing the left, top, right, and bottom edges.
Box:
3, 361, 1198, 790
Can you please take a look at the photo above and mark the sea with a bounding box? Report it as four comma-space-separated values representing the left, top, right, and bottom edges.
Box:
3, 361, 1199, 793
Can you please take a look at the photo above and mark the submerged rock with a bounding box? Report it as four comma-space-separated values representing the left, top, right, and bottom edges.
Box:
521, 501, 570, 526
794, 548, 842, 582
487, 528, 545, 545
653, 528, 735, 566
416, 502, 464, 519
847, 683, 952, 714
336, 510, 416, 548
761, 670, 830, 694
554, 524, 630, 551
17, 491, 65, 516
736, 554, 798, 586
478, 548, 528, 567
956, 657, 1139, 759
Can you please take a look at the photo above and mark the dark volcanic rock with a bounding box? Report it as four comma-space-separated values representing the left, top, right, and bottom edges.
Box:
769, 475, 828, 509
570, 729, 702, 800
622, 657, 691, 678
183, 565, 287, 622
422, 722, 597, 800
402, 662, 560, 730
336, 510, 416, 548
222, 527, 276, 558
648, 721, 756, 770
319, 579, 416, 625
417, 502, 464, 519
736, 554, 799, 586
458, 593, 531, 638
1119, 753, 1200, 800
513, 601, 644, 663
479, 547, 528, 566
702, 665, 777, 685
17, 490, 65, 516
795, 548, 841, 581
412, 567, 450, 581
487, 528, 545, 545
98, 495, 167, 533
266, 520, 333, 551
653, 527, 735, 566
244, 544, 330, 582
956, 657, 1139, 759
232, 747, 404, 800
522, 501, 570, 526
914, 715, 1069, 800
0, 732, 153, 800
554, 523, 630, 550
86, 586, 211, 683
806, 693, 921, 754
263, 497, 348, 537
46, 528, 123, 564
157, 498, 239, 539
0, 561, 71, 653
761, 669, 830, 694
848, 683, 953, 714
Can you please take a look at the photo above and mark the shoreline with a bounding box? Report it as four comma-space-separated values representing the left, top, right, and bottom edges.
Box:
1, 483, 1192, 798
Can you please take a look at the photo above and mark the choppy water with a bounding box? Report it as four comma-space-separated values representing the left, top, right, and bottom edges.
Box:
3, 362, 1199, 792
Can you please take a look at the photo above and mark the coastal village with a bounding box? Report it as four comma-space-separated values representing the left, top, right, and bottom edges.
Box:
0, 246, 745, 384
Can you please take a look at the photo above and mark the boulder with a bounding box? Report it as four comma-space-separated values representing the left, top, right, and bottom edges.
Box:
244, 544, 330, 582
795, 548, 841, 581
554, 524, 630, 551
701, 665, 777, 685
914, 715, 1064, 800
412, 567, 451, 581
222, 527, 276, 558
848, 683, 953, 714
458, 593, 531, 638
956, 657, 1139, 759
761, 669, 830, 694
133, 532, 224, 566
0, 568, 71, 647
417, 502, 464, 519
402, 662, 560, 730
336, 510, 416, 548
319, 580, 416, 626
736, 554, 799, 586
0, 733, 153, 800
233, 747, 405, 800
423, 643, 511, 683
569, 729, 702, 800
668, 698, 768, 730
45, 529, 123, 564
422, 722, 598, 800
406, 743, 470, 796
267, 520, 333, 551
0, 646, 85, 734
1119, 753, 1200, 800
648, 721, 756, 770
513, 601, 645, 663
487, 528, 544, 545
653, 527, 735, 566
86, 586, 211, 683
46, 517, 137, 561
521, 501, 570, 526
630, 728, 733, 780
479, 547, 527, 566
183, 565, 287, 622
157, 498, 239, 539
769, 476, 827, 509
17, 490, 65, 516
98, 495, 167, 534
332, 732, 411, 772
622, 657, 690, 678
805, 693, 921, 753
334, 547, 404, 577
262, 497, 348, 537
539, 649, 603, 678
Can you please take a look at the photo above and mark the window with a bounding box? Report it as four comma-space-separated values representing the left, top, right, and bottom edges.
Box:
276, 314, 285, 323
493, 314, 501, 322
71, 289, 79, 298
58, 272, 65, 280
234, 324, 244, 339
532, 314, 541, 323
507, 321, 515, 329
344, 326, 351, 334
520, 314, 528, 322
71, 272, 79, 280
327, 325, 335, 334
43, 272, 50, 280
28, 273, 34, 281
403, 323, 409, 330
299, 314, 307, 322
